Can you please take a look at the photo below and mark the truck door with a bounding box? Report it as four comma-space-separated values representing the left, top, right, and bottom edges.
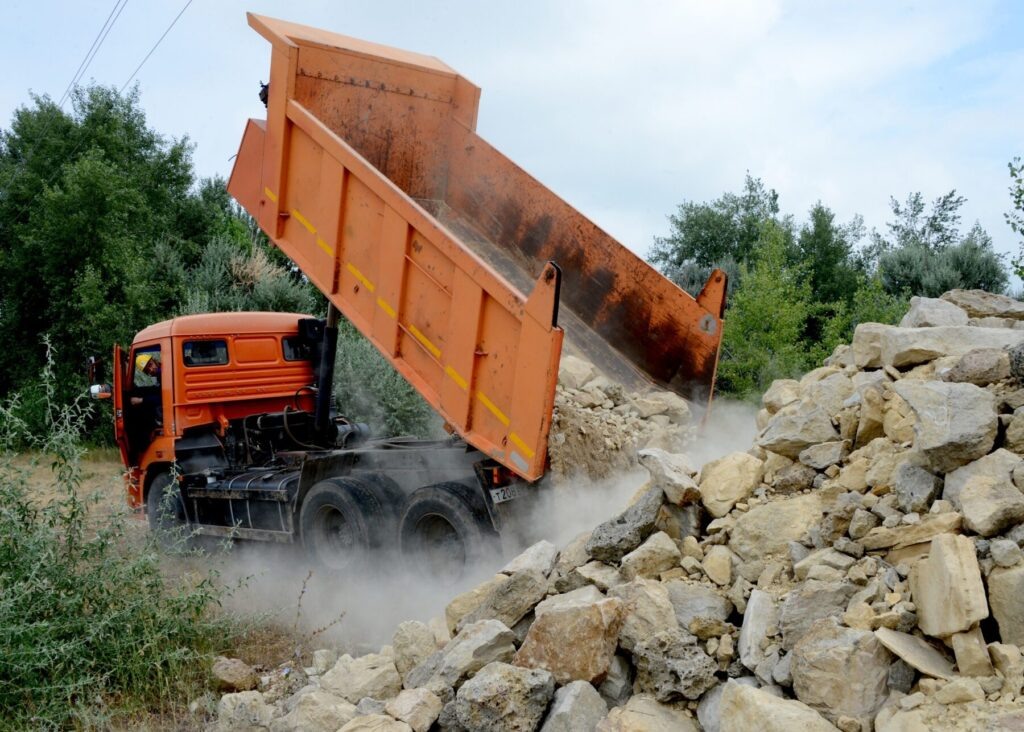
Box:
112, 344, 131, 466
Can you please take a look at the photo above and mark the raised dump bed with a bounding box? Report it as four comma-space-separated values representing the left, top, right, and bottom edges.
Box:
228, 14, 726, 482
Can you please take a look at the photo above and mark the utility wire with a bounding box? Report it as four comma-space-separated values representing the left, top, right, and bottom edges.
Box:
2, 0, 195, 228
1, 0, 129, 195
120, 0, 195, 93
58, 0, 130, 108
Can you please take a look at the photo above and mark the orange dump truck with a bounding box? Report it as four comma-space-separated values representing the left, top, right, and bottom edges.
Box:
92, 14, 726, 573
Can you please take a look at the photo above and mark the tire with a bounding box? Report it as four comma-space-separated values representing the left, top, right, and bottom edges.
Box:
146, 471, 192, 551
399, 483, 497, 583
300, 478, 381, 572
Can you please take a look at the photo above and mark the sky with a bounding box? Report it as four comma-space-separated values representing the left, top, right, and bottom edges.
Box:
2, 0, 1023, 264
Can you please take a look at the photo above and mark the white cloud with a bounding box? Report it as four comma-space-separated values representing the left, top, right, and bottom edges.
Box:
2, 0, 1020, 263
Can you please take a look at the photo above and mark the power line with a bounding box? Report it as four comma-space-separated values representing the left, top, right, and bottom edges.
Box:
1, 0, 198, 228
58, 0, 130, 109
120, 0, 195, 93
1, 0, 129, 196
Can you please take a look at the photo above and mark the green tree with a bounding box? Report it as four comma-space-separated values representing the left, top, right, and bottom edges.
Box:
797, 203, 864, 305
651, 174, 792, 295
1007, 157, 1024, 279
871, 190, 1007, 296
716, 221, 812, 398
180, 236, 316, 315
0, 86, 230, 412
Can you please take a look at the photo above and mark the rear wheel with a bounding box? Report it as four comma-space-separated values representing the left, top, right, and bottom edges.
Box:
300, 478, 382, 572
399, 483, 497, 583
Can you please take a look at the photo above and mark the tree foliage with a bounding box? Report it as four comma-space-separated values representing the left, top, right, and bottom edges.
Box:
651, 178, 1003, 400
650, 174, 791, 296
0, 84, 429, 438
716, 222, 813, 398
874, 192, 1007, 296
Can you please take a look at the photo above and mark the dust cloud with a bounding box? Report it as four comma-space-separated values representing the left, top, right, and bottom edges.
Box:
210, 398, 759, 653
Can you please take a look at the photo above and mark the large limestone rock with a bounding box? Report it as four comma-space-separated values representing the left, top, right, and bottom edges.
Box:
384, 689, 442, 732
959, 475, 1024, 537
638, 449, 700, 506
539, 680, 608, 732
445, 575, 507, 633
392, 622, 438, 680
892, 462, 942, 514
596, 693, 699, 731
586, 487, 665, 563
803, 372, 855, 419
632, 628, 718, 702
988, 564, 1024, 646
779, 580, 856, 650
559, 355, 597, 389
942, 289, 1024, 320
620, 532, 681, 580
873, 628, 955, 680
943, 348, 1011, 386
270, 691, 357, 732
698, 452, 765, 518
457, 569, 548, 631
718, 681, 840, 731
404, 619, 516, 692
502, 540, 559, 576
534, 585, 605, 617
757, 403, 840, 459
729, 493, 825, 562
321, 653, 402, 704
454, 662, 554, 732
899, 296, 969, 328
607, 578, 679, 652
799, 440, 850, 470
664, 580, 733, 630
851, 322, 889, 368
943, 448, 1023, 508
893, 380, 997, 473
212, 656, 258, 693
739, 589, 779, 671
218, 690, 275, 730
853, 323, 1024, 368
909, 534, 989, 638
513, 597, 623, 684
763, 379, 802, 413
790, 618, 892, 726
857, 511, 961, 551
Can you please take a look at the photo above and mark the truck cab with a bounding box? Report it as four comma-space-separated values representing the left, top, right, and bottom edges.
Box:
107, 312, 319, 511
95, 310, 514, 577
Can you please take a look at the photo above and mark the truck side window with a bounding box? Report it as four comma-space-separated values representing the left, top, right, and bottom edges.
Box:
183, 340, 229, 367
282, 336, 313, 361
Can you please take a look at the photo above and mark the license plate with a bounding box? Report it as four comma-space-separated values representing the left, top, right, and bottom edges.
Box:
490, 484, 523, 504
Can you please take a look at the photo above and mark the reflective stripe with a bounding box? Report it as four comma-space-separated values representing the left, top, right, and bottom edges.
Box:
346, 262, 376, 292
376, 297, 397, 319
408, 324, 441, 359
445, 365, 469, 391
509, 432, 535, 459
476, 391, 510, 427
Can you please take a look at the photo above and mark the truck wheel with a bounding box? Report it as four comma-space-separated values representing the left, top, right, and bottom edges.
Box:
300, 478, 378, 572
399, 483, 496, 583
147, 471, 192, 551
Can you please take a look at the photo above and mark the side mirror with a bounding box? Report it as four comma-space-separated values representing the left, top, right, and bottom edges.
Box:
89, 384, 112, 400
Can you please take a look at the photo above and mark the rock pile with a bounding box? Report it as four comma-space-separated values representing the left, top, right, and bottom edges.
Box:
547, 355, 695, 479
212, 289, 1024, 731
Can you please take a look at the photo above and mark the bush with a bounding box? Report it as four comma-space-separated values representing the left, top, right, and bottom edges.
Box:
716, 222, 813, 399
332, 319, 438, 438
0, 346, 235, 729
